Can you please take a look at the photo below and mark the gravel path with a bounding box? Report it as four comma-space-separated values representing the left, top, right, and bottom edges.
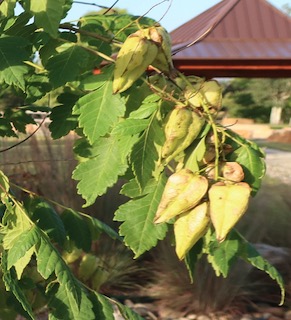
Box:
265, 148, 291, 184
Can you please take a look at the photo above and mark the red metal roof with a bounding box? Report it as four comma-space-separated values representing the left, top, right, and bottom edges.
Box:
170, 0, 291, 77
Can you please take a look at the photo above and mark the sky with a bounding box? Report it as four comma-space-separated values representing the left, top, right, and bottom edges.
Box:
66, 0, 290, 31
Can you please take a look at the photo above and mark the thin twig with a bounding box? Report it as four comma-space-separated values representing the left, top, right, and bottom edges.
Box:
103, 0, 119, 15
0, 116, 48, 153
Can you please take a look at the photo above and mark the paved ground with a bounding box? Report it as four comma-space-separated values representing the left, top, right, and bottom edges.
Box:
265, 148, 291, 184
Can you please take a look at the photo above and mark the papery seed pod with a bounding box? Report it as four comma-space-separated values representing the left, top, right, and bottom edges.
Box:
174, 202, 210, 260
162, 106, 205, 163
221, 162, 245, 183
209, 182, 251, 242
154, 169, 208, 224
148, 25, 176, 76
185, 80, 222, 110
113, 34, 159, 93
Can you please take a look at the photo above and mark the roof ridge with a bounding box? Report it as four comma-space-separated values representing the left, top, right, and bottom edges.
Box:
172, 0, 240, 55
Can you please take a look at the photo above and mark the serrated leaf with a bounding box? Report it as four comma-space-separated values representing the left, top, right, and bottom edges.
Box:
61, 209, 92, 252
25, 73, 52, 104
7, 227, 38, 270
129, 94, 160, 119
14, 246, 35, 280
4, 108, 35, 133
184, 136, 207, 173
92, 293, 115, 320
112, 118, 150, 136
184, 238, 203, 283
46, 44, 90, 88
114, 299, 145, 320
2, 251, 35, 320
81, 212, 122, 241
2, 204, 32, 250
114, 174, 168, 258
208, 230, 240, 278
235, 230, 285, 305
0, 117, 17, 137
26, 0, 66, 38
29, 199, 66, 246
131, 115, 163, 190
0, 36, 29, 90
74, 81, 125, 144
47, 283, 94, 320
73, 135, 133, 207
0, 0, 17, 17
49, 104, 78, 139
227, 145, 266, 195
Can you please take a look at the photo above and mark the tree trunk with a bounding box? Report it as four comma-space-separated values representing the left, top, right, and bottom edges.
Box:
269, 106, 282, 125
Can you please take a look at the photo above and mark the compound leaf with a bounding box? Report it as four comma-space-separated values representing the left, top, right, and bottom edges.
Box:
74, 78, 125, 144
114, 174, 168, 258
73, 135, 133, 207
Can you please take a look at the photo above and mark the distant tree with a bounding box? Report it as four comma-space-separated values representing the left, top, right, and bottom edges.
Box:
222, 78, 291, 124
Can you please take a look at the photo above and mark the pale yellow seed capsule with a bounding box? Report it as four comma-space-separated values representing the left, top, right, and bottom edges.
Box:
209, 182, 251, 242
174, 202, 210, 260
154, 169, 208, 224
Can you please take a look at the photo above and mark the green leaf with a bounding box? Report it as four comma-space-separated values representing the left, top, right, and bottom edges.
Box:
47, 282, 95, 320
0, 117, 17, 137
25, 0, 66, 38
91, 293, 115, 320
0, 36, 30, 90
25, 73, 52, 104
81, 212, 122, 241
0, 0, 17, 17
2, 251, 35, 320
225, 129, 266, 195
184, 238, 203, 283
73, 135, 133, 207
236, 230, 285, 305
28, 198, 66, 246
207, 230, 240, 278
184, 136, 207, 173
0, 170, 10, 200
227, 145, 265, 195
61, 209, 92, 252
49, 104, 78, 139
114, 174, 168, 258
7, 227, 38, 270
112, 118, 150, 136
14, 246, 35, 280
131, 114, 163, 190
74, 80, 126, 144
46, 44, 90, 88
114, 299, 145, 320
2, 204, 32, 250
129, 94, 160, 119
4, 108, 35, 133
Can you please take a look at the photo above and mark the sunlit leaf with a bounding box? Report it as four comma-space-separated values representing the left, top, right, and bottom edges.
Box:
114, 174, 168, 258
74, 80, 125, 144
73, 135, 134, 206
25, 0, 66, 38
0, 36, 29, 90
46, 44, 90, 88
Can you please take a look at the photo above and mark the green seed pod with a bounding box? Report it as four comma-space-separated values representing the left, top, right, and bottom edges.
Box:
209, 182, 251, 242
154, 169, 208, 224
174, 202, 210, 260
113, 34, 159, 93
162, 106, 205, 163
185, 80, 222, 110
148, 25, 176, 76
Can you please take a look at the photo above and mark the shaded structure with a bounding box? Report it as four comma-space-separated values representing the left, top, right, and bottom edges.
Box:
170, 0, 291, 78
